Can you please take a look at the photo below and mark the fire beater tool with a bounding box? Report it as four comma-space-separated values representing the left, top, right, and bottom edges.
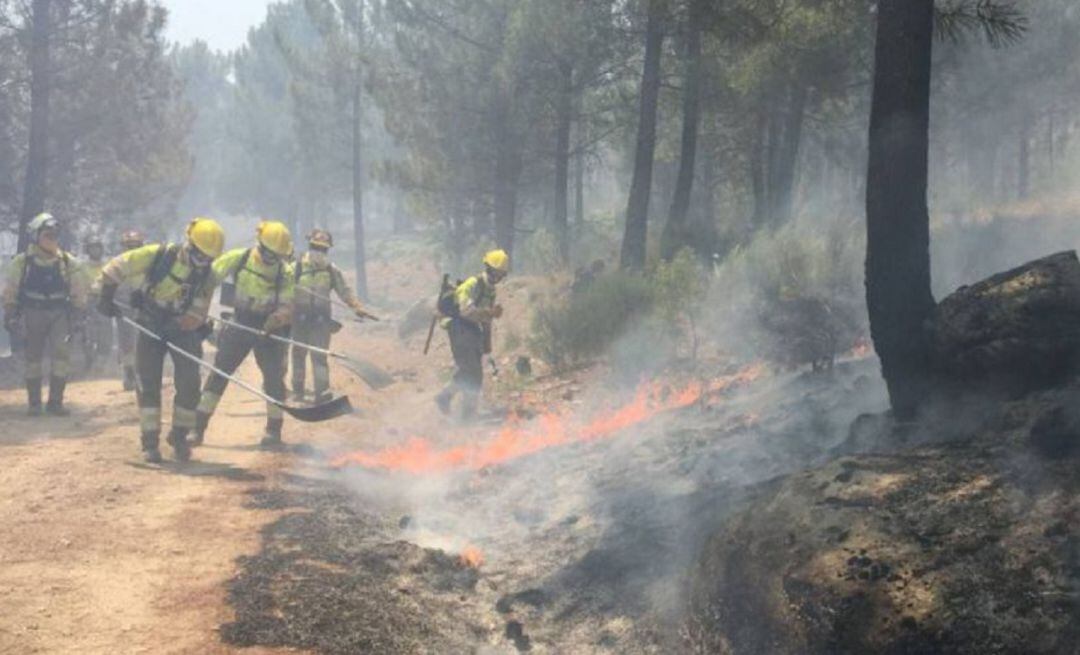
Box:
119, 312, 353, 422
212, 313, 394, 390
295, 287, 381, 322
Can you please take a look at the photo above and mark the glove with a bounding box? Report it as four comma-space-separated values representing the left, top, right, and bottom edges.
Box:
3, 310, 18, 333
263, 310, 290, 333
97, 283, 120, 318
176, 313, 204, 332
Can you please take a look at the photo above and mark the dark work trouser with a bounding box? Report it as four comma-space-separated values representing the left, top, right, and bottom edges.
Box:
116, 317, 136, 368
438, 318, 485, 415
84, 303, 114, 369
135, 322, 203, 436
22, 305, 71, 381
290, 313, 333, 398
197, 311, 287, 429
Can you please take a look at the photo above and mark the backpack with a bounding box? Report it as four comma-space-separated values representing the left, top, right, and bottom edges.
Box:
138, 244, 209, 315
220, 248, 283, 310
16, 250, 71, 309
436, 274, 461, 318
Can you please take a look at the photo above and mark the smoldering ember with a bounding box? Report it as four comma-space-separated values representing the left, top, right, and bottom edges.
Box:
2, 1, 1080, 653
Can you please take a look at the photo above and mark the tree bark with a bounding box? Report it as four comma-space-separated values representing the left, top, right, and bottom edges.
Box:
554, 61, 573, 264
18, 0, 53, 253
661, 0, 704, 260
620, 0, 665, 270
771, 83, 807, 225
493, 88, 522, 256
351, 0, 368, 300
750, 111, 768, 227
865, 0, 937, 419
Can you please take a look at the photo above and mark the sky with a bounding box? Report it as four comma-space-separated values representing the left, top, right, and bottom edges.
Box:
162, 0, 276, 52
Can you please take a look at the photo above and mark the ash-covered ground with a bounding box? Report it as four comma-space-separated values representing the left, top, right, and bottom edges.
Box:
221, 358, 888, 654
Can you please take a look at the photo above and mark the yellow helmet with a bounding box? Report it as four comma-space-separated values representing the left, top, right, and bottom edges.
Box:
257, 220, 293, 257
186, 217, 226, 258
483, 249, 510, 273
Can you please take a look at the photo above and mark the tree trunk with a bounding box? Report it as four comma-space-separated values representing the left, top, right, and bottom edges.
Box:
865, 0, 937, 419
771, 83, 808, 225
620, 0, 665, 271
350, 0, 368, 300
554, 61, 573, 264
18, 0, 52, 254
493, 88, 521, 256
661, 0, 704, 260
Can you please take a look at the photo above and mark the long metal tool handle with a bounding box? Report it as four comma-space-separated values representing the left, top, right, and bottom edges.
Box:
214, 313, 350, 362
121, 315, 283, 409
297, 287, 381, 321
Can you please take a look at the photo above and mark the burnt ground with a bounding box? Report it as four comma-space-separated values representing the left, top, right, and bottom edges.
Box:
220, 359, 889, 654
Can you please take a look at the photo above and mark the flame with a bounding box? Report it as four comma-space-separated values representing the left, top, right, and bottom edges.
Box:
331, 363, 767, 475
458, 546, 484, 569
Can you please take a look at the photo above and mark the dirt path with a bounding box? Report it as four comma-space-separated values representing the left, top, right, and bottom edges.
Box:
0, 306, 430, 655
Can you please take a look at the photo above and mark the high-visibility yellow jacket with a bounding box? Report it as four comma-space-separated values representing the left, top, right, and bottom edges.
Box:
292, 251, 361, 317
101, 244, 218, 320
84, 258, 105, 297
3, 245, 87, 312
213, 247, 294, 315
442, 272, 497, 330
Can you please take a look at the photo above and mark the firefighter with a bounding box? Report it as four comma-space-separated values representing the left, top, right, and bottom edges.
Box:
115, 229, 146, 391
2, 213, 87, 416
195, 221, 294, 449
82, 237, 113, 373
434, 249, 509, 419
97, 218, 226, 463
291, 228, 367, 403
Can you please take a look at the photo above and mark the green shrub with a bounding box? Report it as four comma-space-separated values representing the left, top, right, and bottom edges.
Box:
529, 271, 654, 371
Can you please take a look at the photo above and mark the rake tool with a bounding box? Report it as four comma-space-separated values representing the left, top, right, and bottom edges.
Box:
116, 306, 353, 422
213, 313, 394, 390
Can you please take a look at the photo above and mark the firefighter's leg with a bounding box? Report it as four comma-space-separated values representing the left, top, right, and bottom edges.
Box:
289, 320, 310, 401
253, 337, 288, 447
456, 326, 486, 420
45, 309, 71, 416
311, 321, 332, 402
166, 331, 203, 461
135, 331, 166, 463
195, 325, 253, 443
116, 318, 137, 390
21, 309, 47, 414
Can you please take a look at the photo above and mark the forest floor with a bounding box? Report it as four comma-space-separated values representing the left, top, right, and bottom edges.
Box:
0, 254, 888, 654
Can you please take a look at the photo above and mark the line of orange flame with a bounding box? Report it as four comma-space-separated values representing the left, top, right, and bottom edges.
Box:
330, 363, 767, 475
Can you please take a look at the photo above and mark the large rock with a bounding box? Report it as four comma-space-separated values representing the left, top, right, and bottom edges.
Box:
929, 251, 1080, 395
687, 441, 1080, 654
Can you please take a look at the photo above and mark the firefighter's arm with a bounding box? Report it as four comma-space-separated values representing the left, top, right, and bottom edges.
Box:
177, 282, 216, 331
68, 257, 89, 311
455, 278, 489, 323
331, 265, 368, 316
210, 248, 245, 284
101, 245, 157, 286
262, 263, 294, 332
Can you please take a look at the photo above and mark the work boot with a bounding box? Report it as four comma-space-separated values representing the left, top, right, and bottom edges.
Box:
434, 389, 452, 416
26, 378, 43, 416
166, 428, 191, 463
259, 418, 284, 449
191, 412, 209, 447
46, 377, 69, 416
122, 366, 136, 392
141, 431, 163, 464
